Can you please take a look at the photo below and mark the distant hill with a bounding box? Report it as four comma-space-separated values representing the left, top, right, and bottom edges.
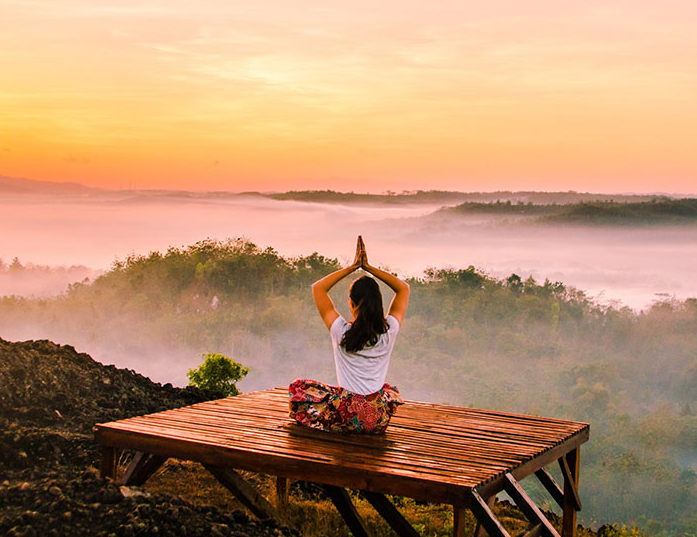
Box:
267, 189, 665, 205
543, 198, 697, 225
0, 175, 99, 195
442, 198, 697, 225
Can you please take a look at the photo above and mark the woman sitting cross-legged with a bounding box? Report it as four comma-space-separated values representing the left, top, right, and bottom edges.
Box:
289, 236, 410, 434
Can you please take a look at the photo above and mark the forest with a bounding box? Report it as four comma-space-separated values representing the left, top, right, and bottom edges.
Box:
445, 198, 697, 225
1, 239, 696, 535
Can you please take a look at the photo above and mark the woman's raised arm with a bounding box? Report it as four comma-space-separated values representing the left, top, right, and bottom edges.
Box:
361, 241, 410, 325
311, 240, 362, 330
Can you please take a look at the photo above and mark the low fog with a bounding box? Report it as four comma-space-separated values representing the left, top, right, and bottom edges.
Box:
1, 192, 696, 310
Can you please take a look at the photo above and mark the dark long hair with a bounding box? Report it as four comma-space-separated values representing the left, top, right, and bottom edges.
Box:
340, 276, 388, 353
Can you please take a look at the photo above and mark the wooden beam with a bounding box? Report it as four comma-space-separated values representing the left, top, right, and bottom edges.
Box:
470, 489, 511, 537
534, 468, 564, 510
203, 464, 282, 522
322, 485, 372, 537
558, 454, 582, 511
100, 446, 117, 480
560, 449, 581, 537
502, 473, 560, 537
362, 491, 420, 537
276, 477, 289, 510
120, 452, 168, 486
454, 504, 468, 537
473, 494, 496, 537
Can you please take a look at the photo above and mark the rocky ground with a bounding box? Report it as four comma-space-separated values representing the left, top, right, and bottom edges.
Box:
0, 338, 300, 537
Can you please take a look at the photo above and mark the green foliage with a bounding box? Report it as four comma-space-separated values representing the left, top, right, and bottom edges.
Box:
187, 352, 249, 397
446, 198, 697, 225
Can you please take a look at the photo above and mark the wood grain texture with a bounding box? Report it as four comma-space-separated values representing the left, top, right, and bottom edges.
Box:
94, 387, 589, 507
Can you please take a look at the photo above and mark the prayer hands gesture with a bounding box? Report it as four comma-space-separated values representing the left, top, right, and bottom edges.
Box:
352, 235, 368, 269
311, 235, 410, 329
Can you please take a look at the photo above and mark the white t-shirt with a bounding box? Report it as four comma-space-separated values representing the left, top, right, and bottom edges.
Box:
330, 314, 400, 395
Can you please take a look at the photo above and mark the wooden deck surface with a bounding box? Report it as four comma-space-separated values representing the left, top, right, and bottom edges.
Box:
95, 387, 589, 506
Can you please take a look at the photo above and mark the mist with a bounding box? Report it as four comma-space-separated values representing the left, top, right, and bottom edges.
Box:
1, 191, 696, 310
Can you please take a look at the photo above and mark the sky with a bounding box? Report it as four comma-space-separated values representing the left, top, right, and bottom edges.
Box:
1, 0, 696, 193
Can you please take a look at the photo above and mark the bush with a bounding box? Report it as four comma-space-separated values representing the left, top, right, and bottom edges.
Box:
187, 352, 249, 397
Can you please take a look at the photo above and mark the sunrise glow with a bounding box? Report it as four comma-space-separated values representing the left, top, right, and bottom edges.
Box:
1, 0, 696, 192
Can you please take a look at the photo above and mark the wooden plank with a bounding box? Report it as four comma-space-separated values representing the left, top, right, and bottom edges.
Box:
470, 489, 511, 537
534, 468, 564, 510
322, 485, 372, 537
120, 452, 168, 486
561, 449, 581, 537
203, 464, 282, 522
474, 494, 496, 537
502, 474, 560, 537
99, 446, 117, 480
361, 491, 420, 537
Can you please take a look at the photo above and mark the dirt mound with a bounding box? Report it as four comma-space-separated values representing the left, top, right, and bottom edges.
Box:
0, 338, 299, 537
0, 468, 285, 537
0, 338, 219, 434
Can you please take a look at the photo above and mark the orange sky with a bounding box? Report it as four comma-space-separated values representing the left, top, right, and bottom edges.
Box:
1, 0, 696, 193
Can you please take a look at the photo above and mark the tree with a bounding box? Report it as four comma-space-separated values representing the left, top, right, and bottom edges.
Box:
187, 352, 249, 397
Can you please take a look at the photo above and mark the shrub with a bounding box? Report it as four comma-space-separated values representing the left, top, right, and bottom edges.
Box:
187, 352, 249, 397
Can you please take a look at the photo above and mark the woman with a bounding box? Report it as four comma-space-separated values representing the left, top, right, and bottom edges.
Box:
289, 236, 410, 434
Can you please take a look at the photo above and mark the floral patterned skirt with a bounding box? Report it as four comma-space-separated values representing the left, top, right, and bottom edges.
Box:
288, 378, 404, 434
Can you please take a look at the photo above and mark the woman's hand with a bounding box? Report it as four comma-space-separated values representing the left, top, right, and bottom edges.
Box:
358, 238, 410, 324
358, 235, 368, 269
352, 236, 364, 269
312, 237, 365, 330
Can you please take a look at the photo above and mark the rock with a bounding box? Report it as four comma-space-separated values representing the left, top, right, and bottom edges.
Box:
119, 486, 151, 499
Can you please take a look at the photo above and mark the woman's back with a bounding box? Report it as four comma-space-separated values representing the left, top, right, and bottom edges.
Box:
330, 314, 400, 395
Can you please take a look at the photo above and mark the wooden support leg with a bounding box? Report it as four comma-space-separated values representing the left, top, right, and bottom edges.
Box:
453, 504, 468, 537
473, 494, 496, 537
560, 449, 581, 537
470, 489, 511, 537
99, 447, 117, 480
120, 452, 168, 486
534, 468, 565, 510
503, 473, 560, 537
362, 491, 420, 537
276, 477, 289, 510
322, 485, 372, 537
204, 464, 282, 522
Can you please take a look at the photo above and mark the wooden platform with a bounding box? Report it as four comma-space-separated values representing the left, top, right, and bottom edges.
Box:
95, 388, 589, 537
